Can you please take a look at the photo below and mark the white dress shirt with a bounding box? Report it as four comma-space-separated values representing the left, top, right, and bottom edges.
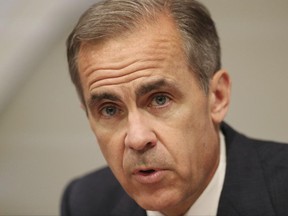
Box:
147, 132, 227, 216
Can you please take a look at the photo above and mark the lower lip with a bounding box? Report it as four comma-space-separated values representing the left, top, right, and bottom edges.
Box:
132, 170, 166, 184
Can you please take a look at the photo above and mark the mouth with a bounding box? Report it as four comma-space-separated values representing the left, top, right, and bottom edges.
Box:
132, 168, 166, 184
138, 169, 157, 176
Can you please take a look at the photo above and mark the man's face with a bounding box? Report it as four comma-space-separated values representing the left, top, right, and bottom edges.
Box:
78, 16, 221, 214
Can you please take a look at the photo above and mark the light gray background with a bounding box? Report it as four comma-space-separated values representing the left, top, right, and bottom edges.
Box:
0, 0, 287, 215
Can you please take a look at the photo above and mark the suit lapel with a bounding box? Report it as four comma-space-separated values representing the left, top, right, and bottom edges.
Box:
217, 123, 275, 216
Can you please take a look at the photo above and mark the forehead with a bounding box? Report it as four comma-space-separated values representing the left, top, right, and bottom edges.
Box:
77, 15, 191, 103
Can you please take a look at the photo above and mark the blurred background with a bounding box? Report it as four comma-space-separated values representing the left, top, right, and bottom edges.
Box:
0, 0, 287, 215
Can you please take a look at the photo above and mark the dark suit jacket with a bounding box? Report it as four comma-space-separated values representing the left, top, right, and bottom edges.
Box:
61, 123, 288, 216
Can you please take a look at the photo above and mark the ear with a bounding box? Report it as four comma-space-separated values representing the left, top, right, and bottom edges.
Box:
80, 103, 89, 117
80, 103, 86, 110
209, 70, 231, 124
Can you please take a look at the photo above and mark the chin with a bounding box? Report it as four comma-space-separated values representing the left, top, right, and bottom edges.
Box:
133, 189, 185, 212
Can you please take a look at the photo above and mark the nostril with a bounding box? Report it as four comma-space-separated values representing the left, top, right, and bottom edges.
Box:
137, 141, 156, 153
147, 141, 154, 147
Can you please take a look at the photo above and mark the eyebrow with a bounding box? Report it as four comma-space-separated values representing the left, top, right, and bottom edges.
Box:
88, 92, 120, 108
136, 79, 177, 97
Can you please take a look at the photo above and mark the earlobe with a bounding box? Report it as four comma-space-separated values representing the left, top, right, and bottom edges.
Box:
80, 103, 89, 117
210, 70, 231, 124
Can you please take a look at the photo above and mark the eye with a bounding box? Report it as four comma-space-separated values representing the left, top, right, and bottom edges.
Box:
150, 94, 171, 107
100, 105, 119, 117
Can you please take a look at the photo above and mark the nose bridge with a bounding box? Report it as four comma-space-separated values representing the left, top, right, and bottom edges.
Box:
125, 110, 157, 151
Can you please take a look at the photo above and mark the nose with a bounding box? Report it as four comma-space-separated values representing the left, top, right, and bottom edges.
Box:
124, 112, 157, 152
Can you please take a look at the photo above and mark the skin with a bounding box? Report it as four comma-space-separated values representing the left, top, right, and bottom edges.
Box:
77, 14, 230, 216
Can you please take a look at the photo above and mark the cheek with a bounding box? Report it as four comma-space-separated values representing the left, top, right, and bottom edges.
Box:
100, 137, 124, 166
158, 105, 212, 171
89, 120, 126, 172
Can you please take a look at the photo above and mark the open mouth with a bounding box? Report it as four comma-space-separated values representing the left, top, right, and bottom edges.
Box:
138, 169, 156, 176
133, 168, 165, 184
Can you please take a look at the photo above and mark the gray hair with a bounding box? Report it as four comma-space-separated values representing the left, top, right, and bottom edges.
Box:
67, 0, 221, 105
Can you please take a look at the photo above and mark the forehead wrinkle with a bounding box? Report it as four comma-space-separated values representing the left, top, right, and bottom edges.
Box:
80, 37, 171, 75
80, 35, 179, 75
88, 60, 163, 92
86, 41, 181, 92
83, 55, 149, 78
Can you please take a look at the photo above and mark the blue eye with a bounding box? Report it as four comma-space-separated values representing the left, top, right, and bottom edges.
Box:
150, 95, 170, 107
101, 106, 118, 117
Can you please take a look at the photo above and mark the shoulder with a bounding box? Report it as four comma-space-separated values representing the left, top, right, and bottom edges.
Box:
61, 167, 132, 215
221, 122, 288, 162
66, 166, 120, 196
220, 122, 288, 215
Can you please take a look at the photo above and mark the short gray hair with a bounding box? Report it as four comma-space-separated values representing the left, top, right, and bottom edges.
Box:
67, 0, 221, 105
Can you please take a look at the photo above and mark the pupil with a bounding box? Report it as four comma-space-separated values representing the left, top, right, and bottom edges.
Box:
106, 107, 115, 115
156, 96, 166, 105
